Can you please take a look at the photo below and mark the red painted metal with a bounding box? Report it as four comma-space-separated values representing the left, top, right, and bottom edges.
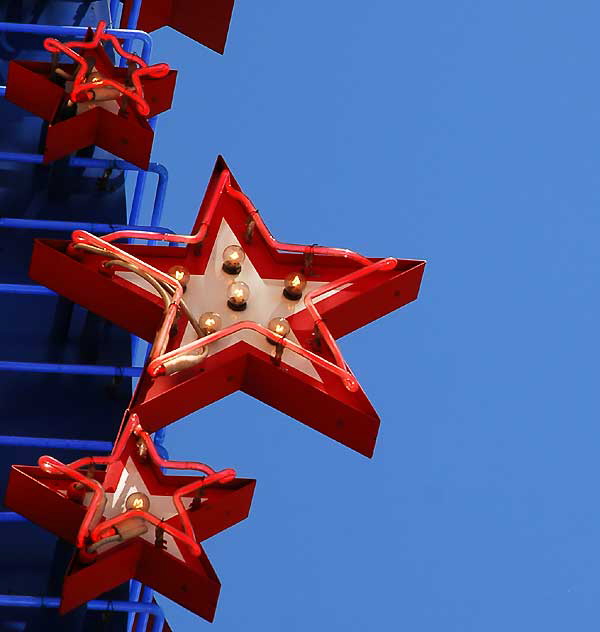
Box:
4, 411, 255, 619
30, 156, 426, 456
44, 21, 170, 116
61, 539, 221, 620
120, 0, 236, 54
4, 25, 176, 168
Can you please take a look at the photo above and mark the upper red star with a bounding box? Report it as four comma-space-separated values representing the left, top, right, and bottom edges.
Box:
29, 156, 425, 456
119, 0, 235, 53
5, 411, 255, 620
5, 21, 177, 168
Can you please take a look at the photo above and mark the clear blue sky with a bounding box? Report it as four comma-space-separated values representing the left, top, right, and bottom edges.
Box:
130, 1, 599, 630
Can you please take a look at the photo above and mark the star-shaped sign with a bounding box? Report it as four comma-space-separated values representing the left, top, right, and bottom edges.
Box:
29, 156, 425, 456
5, 21, 176, 169
120, 0, 235, 53
4, 413, 255, 620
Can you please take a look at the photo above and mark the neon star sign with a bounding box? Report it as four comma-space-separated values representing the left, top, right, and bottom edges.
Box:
5, 21, 176, 168
43, 20, 170, 117
5, 412, 255, 620
30, 156, 425, 456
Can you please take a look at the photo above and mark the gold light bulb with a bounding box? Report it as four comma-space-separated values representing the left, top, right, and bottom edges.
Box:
283, 272, 307, 301
227, 281, 250, 311
199, 311, 222, 336
266, 317, 290, 345
222, 245, 245, 275
168, 265, 190, 289
125, 492, 150, 512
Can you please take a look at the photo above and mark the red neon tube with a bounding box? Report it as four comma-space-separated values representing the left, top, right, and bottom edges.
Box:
39, 414, 234, 556
43, 20, 170, 116
90, 169, 373, 265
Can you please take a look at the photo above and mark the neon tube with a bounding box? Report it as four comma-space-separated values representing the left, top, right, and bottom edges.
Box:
52, 414, 234, 556
147, 319, 360, 391
96, 169, 373, 265
36, 455, 105, 549
69, 231, 183, 360
44, 21, 169, 117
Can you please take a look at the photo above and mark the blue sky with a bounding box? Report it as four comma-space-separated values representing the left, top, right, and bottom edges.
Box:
129, 1, 599, 630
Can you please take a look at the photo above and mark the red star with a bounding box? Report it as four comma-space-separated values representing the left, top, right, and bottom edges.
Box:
5, 21, 176, 169
5, 412, 255, 620
30, 156, 425, 457
120, 0, 235, 53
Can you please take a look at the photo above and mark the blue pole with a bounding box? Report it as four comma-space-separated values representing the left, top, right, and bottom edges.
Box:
126, 0, 144, 29
110, 0, 122, 27
0, 218, 173, 236
0, 594, 163, 616
0, 436, 112, 450
0, 23, 152, 62
0, 513, 26, 523
0, 362, 142, 377
127, 580, 143, 632
0, 152, 169, 228
135, 585, 154, 632
129, 171, 148, 226
0, 284, 54, 296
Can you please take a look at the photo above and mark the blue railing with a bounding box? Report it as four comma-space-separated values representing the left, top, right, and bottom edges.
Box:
0, 2, 168, 630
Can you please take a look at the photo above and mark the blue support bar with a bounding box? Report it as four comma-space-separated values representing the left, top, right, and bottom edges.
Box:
0, 595, 164, 618
0, 284, 54, 296
0, 23, 152, 62
127, 581, 143, 632
110, 0, 122, 27
0, 362, 142, 377
0, 436, 112, 450
135, 585, 154, 632
0, 153, 169, 229
0, 218, 173, 236
0, 513, 26, 523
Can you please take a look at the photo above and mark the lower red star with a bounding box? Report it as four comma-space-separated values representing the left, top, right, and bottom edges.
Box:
5, 413, 255, 620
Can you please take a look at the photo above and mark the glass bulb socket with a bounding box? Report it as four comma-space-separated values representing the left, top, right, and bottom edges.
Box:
227, 281, 250, 311
125, 492, 150, 512
199, 311, 222, 336
266, 317, 291, 345
222, 245, 245, 275
168, 265, 190, 289
283, 272, 307, 301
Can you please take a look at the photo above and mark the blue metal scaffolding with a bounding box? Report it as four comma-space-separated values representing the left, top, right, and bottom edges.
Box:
0, 1, 170, 630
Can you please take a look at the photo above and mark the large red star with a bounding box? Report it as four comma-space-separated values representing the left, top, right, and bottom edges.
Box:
29, 156, 425, 457
4, 412, 255, 620
119, 0, 235, 53
5, 21, 176, 169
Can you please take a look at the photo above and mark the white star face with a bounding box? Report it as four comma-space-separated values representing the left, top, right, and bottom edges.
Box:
83, 458, 201, 562
120, 219, 347, 382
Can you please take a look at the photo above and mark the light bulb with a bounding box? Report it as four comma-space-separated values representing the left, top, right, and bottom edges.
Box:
125, 492, 150, 512
199, 311, 222, 336
267, 317, 290, 344
283, 272, 307, 300
227, 281, 250, 311
222, 245, 245, 275
168, 265, 190, 289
